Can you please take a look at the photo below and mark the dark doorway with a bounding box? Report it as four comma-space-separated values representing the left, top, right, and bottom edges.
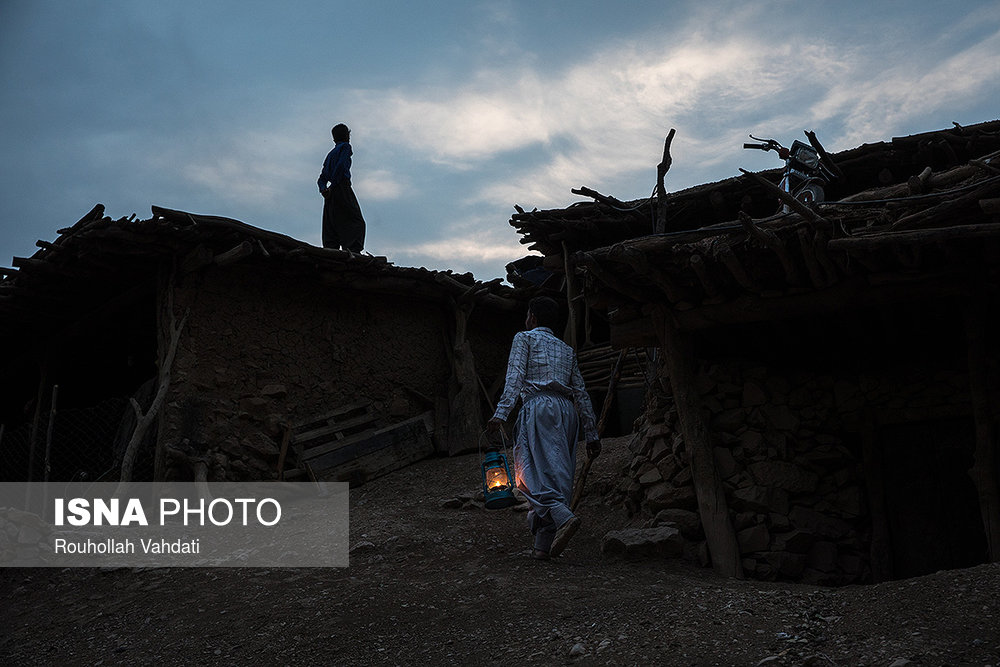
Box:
879, 418, 988, 579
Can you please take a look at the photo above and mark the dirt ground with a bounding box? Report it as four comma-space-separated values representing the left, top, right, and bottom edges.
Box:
2, 435, 999, 666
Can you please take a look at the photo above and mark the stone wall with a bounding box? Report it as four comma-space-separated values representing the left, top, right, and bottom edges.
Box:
622, 356, 974, 585
157, 264, 516, 481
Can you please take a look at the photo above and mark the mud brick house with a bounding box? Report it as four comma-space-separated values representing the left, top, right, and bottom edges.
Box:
511, 120, 1000, 584
0, 206, 522, 485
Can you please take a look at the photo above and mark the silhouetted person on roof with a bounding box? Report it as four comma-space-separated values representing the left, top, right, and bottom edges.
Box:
318, 123, 366, 252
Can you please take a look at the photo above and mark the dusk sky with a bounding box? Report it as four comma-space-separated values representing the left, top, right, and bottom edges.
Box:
2, 1, 998, 282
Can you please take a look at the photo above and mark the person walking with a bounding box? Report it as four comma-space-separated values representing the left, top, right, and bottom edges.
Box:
487, 296, 601, 560
318, 123, 366, 252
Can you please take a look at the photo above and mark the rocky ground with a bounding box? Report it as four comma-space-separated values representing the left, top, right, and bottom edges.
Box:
2, 435, 999, 666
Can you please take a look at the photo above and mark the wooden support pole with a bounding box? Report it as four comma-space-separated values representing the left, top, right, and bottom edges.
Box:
655, 129, 676, 233
653, 306, 743, 578
42, 385, 59, 484
562, 241, 578, 350
963, 294, 1000, 562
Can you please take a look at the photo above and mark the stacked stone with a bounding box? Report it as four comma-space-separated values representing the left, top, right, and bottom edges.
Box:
622, 364, 873, 585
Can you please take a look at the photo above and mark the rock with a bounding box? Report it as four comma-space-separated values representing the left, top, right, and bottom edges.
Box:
260, 384, 287, 398
806, 541, 838, 572
740, 430, 765, 455
238, 397, 270, 416
653, 509, 702, 538
655, 455, 678, 481
760, 551, 806, 578
762, 404, 799, 431
743, 381, 767, 407
683, 540, 711, 567
789, 506, 852, 539
601, 526, 683, 560
737, 523, 770, 553
831, 486, 864, 517
711, 408, 746, 432
748, 461, 818, 494
732, 486, 789, 515
713, 446, 739, 479
637, 468, 662, 486
645, 482, 696, 511
569, 643, 586, 657
649, 438, 670, 463
773, 529, 815, 553
349, 540, 375, 553
440, 498, 464, 509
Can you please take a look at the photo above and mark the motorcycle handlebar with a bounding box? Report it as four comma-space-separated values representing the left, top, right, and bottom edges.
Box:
743, 143, 770, 150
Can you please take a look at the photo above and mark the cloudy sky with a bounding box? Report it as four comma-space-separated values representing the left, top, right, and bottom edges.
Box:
1, 1, 998, 282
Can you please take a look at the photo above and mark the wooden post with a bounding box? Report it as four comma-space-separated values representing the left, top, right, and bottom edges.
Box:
42, 385, 58, 484
445, 286, 486, 456
963, 296, 1000, 562
562, 241, 578, 350
655, 129, 676, 233
653, 306, 743, 578
861, 416, 893, 581
25, 360, 48, 484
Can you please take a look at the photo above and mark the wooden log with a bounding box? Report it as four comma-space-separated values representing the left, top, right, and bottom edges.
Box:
570, 186, 629, 209
655, 128, 676, 233
214, 240, 254, 266
652, 306, 742, 578
812, 229, 840, 284
42, 385, 58, 484
828, 222, 1000, 250
971, 158, 1000, 176
740, 168, 831, 230
571, 349, 626, 510
563, 241, 578, 349
688, 254, 720, 298
575, 252, 648, 303
117, 288, 189, 492
891, 177, 1000, 230
307, 413, 435, 486
276, 427, 292, 481
980, 198, 1000, 216
907, 166, 933, 195
804, 130, 845, 181
739, 212, 799, 284
797, 228, 826, 288
963, 294, 1000, 562
717, 246, 759, 293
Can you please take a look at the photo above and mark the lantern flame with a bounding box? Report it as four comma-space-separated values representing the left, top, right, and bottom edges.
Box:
485, 467, 510, 490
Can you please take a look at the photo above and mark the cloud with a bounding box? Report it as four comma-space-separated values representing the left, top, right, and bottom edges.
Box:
356, 169, 408, 201
378, 214, 532, 272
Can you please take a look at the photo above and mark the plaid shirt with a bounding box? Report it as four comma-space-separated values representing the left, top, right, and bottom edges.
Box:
493, 327, 599, 441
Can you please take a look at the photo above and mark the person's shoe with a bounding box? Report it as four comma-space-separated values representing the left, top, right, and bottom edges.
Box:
531, 549, 550, 561
549, 516, 581, 557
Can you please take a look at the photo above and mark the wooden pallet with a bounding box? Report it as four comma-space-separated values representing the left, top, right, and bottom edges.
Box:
280, 403, 435, 487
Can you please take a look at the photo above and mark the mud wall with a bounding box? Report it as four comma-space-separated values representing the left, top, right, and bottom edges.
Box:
156, 264, 516, 481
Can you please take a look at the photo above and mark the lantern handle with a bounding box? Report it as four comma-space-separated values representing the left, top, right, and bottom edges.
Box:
479, 428, 512, 461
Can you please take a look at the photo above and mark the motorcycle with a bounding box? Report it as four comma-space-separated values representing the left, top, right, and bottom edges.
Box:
743, 133, 839, 212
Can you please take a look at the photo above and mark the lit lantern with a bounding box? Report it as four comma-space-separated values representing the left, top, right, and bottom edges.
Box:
481, 450, 516, 510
